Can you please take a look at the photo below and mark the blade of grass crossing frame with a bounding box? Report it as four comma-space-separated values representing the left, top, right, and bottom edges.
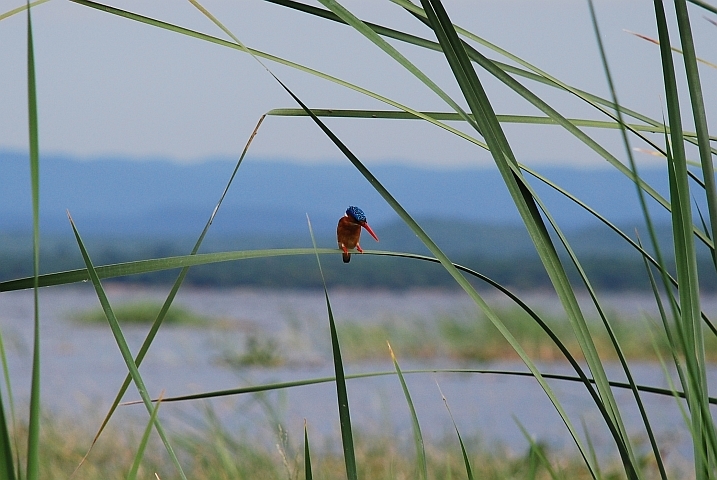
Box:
133, 365, 717, 407
126, 392, 163, 480
304, 421, 313, 480
417, 0, 634, 476
674, 0, 717, 268
68, 0, 487, 152
25, 2, 41, 478
587, 2, 667, 477
73, 115, 267, 476
307, 215, 357, 480
0, 0, 51, 22
0, 329, 17, 480
0, 390, 15, 480
436, 384, 473, 480
67, 213, 188, 480
653, 0, 717, 474
315, 0, 477, 132
581, 418, 603, 480
387, 343, 427, 480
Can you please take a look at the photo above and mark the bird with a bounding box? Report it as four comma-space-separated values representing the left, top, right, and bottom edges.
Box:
337, 206, 379, 263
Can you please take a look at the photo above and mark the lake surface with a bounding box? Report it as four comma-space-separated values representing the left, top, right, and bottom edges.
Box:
0, 285, 715, 464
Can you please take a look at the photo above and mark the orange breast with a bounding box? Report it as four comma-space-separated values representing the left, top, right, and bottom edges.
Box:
337, 216, 362, 249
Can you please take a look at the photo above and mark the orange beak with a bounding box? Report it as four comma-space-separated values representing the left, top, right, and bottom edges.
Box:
361, 222, 379, 242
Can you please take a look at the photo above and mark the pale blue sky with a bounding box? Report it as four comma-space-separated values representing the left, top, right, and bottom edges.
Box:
1, 0, 716, 168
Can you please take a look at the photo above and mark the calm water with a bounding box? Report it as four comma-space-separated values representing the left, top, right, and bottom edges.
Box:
0, 285, 715, 462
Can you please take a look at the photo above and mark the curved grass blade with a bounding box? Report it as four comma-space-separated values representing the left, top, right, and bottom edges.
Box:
304, 420, 313, 480
689, 0, 717, 14
0, 248, 338, 292
581, 418, 603, 480
586, 3, 667, 476
25, 2, 41, 478
0, 331, 17, 480
416, 0, 632, 475
316, 0, 477, 132
67, 213, 187, 480
73, 115, 266, 476
654, 1, 717, 473
307, 215, 356, 480
69, 0, 488, 152
436, 383, 473, 480
126, 392, 163, 480
0, 390, 15, 480
0, 0, 51, 22
268, 108, 716, 138
388, 343, 427, 480
125, 366, 717, 406
674, 0, 717, 271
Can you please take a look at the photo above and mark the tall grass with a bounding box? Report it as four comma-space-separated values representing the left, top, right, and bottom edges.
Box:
1, 0, 717, 478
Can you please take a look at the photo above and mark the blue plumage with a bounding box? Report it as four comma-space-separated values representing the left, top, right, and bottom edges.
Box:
346, 206, 367, 223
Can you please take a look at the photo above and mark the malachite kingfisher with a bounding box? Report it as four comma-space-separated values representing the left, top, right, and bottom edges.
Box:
337, 206, 379, 263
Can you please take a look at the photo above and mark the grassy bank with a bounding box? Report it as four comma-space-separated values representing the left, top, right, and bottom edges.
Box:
13, 413, 669, 480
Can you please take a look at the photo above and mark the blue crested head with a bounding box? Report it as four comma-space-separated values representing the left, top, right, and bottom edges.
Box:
346, 206, 367, 223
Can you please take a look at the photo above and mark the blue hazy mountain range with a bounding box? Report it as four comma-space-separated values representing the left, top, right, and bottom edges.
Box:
2, 150, 674, 245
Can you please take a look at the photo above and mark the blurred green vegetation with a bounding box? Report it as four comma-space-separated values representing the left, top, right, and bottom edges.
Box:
73, 301, 210, 326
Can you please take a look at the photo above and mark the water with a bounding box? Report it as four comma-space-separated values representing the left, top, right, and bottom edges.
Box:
0, 285, 713, 462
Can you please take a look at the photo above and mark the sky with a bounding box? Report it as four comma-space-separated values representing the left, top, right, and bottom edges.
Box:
1, 0, 716, 168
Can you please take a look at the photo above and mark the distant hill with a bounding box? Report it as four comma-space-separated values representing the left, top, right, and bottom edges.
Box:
4, 150, 711, 291
1, 150, 676, 238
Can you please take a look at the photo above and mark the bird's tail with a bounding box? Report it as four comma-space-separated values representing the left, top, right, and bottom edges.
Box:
342, 252, 351, 263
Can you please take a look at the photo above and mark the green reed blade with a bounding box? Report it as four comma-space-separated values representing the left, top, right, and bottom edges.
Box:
416, 0, 632, 475
639, 235, 689, 397
304, 421, 313, 480
68, 214, 188, 480
437, 385, 473, 480
25, 2, 41, 478
307, 215, 356, 480
69, 0, 488, 152
0, 392, 14, 480
654, 1, 717, 474
268, 108, 716, 137
580, 417, 604, 480
126, 393, 163, 480
388, 344, 427, 480
126, 366, 716, 407
0, 248, 339, 291
688, 0, 717, 16
316, 0, 476, 132
587, 2, 667, 476
674, 0, 717, 271
0, 0, 50, 22
0, 330, 17, 480
74, 115, 266, 475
